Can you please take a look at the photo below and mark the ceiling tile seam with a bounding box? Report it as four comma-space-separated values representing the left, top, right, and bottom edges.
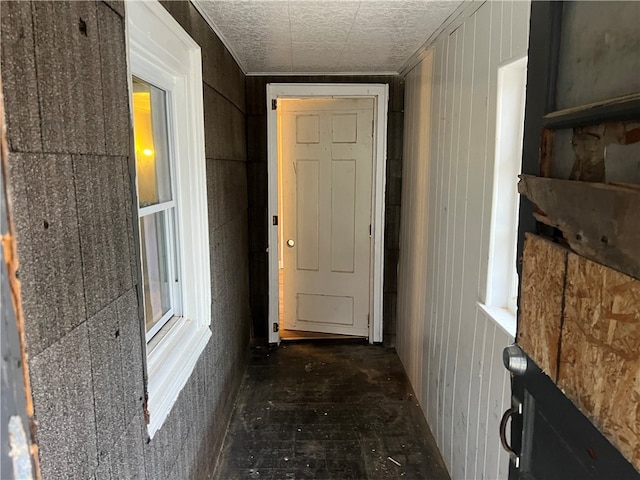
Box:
335, 0, 363, 71
189, 0, 248, 75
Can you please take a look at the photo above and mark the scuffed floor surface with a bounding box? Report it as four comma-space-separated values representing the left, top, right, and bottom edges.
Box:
213, 341, 451, 480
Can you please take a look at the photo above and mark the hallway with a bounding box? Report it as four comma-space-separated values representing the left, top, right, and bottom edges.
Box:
213, 342, 450, 480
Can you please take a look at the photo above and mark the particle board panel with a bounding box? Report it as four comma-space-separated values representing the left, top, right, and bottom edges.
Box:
0, 1, 43, 152
7, 153, 87, 356
558, 253, 640, 470
517, 233, 568, 381
87, 301, 126, 455
97, 2, 130, 157
32, 1, 107, 155
203, 85, 247, 161
73, 155, 134, 317
29, 324, 98, 480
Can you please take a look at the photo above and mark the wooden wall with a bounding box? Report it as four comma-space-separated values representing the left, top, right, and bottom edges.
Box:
396, 1, 530, 478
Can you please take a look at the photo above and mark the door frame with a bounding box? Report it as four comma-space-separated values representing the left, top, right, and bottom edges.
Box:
266, 83, 389, 344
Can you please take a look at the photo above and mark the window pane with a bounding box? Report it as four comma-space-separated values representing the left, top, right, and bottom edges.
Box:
132, 77, 172, 207
140, 212, 172, 333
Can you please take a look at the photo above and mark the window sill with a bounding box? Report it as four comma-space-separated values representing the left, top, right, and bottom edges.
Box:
477, 302, 517, 338
146, 317, 211, 438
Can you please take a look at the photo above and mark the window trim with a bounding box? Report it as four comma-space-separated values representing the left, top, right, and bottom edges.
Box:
127, 0, 211, 438
481, 55, 528, 338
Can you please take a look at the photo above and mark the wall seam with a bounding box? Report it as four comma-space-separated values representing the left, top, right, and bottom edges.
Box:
28, 1, 44, 153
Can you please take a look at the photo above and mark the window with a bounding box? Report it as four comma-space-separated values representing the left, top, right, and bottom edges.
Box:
479, 56, 528, 337
132, 78, 181, 341
128, 0, 210, 438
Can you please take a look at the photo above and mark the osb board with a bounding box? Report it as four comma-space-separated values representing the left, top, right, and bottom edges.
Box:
558, 253, 640, 470
517, 233, 568, 381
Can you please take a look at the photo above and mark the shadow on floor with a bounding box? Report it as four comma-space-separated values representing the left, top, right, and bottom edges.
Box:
213, 341, 450, 480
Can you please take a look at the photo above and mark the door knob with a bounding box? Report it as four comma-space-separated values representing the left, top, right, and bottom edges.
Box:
503, 344, 528, 376
287, 239, 295, 247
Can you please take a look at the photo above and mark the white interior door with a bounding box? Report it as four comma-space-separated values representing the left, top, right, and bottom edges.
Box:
280, 98, 374, 336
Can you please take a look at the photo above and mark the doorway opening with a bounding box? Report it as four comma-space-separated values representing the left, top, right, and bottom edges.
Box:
266, 84, 389, 344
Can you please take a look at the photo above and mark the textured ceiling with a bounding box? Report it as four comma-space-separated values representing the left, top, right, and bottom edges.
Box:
192, 0, 463, 74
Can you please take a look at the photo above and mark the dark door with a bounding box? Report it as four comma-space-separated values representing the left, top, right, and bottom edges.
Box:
506, 2, 640, 479
1, 91, 39, 479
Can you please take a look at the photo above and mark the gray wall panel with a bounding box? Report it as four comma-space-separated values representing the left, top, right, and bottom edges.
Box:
32, 1, 107, 154
6, 152, 86, 356
29, 324, 98, 480
2, 1, 249, 478
0, 1, 42, 152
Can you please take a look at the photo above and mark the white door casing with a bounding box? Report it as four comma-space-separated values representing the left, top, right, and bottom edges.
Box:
266, 83, 389, 344
280, 98, 374, 336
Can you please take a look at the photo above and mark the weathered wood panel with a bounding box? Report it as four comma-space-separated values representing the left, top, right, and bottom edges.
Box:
518, 175, 640, 280
397, 1, 530, 479
558, 253, 640, 470
517, 234, 568, 381
550, 121, 640, 183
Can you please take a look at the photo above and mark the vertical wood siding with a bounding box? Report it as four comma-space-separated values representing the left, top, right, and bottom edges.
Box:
397, 2, 530, 479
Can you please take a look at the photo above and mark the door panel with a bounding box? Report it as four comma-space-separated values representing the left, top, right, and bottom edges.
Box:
510, 2, 640, 478
280, 98, 374, 336
331, 160, 356, 273
295, 159, 319, 271
512, 363, 640, 480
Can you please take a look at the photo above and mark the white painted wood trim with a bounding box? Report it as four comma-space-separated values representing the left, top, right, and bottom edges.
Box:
146, 318, 211, 437
127, 0, 211, 439
477, 302, 516, 338
138, 200, 177, 217
266, 83, 388, 344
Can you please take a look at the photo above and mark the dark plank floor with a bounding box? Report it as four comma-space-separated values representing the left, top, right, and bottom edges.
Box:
213, 341, 450, 480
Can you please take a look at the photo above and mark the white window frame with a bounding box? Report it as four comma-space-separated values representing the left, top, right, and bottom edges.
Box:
479, 55, 528, 338
127, 0, 211, 438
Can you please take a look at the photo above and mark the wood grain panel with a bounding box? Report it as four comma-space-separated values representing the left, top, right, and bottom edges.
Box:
558, 253, 640, 470
517, 234, 568, 381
